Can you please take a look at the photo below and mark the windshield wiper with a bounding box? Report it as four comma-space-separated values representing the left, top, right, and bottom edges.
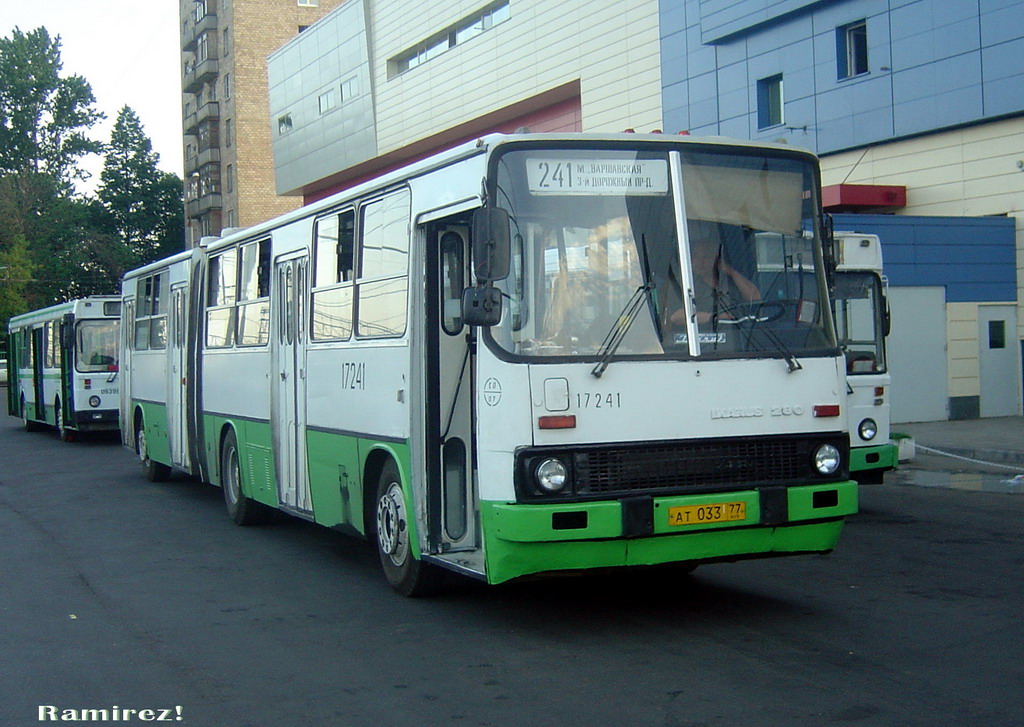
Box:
714, 300, 803, 373
590, 284, 654, 378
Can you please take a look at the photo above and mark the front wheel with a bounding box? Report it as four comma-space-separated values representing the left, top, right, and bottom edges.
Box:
374, 460, 444, 597
55, 399, 73, 442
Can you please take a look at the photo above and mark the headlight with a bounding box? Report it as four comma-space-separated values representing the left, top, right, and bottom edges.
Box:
89, 396, 101, 408
813, 444, 841, 475
858, 418, 878, 441
534, 458, 569, 493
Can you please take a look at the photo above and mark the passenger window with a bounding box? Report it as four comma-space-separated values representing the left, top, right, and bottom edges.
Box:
357, 190, 410, 338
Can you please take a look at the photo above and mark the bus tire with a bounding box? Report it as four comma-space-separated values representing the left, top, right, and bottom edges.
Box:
374, 459, 444, 597
21, 395, 42, 432
220, 429, 270, 525
136, 417, 170, 482
55, 398, 73, 442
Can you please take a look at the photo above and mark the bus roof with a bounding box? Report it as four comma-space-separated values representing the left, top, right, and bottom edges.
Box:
173, 132, 821, 259
7, 296, 121, 330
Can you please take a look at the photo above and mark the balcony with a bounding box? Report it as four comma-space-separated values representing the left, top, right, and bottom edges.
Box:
183, 8, 217, 51
187, 193, 223, 219
183, 101, 220, 136
183, 58, 220, 94
185, 146, 221, 176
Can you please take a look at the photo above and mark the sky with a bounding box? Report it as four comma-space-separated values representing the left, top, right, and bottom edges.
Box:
4, 0, 184, 191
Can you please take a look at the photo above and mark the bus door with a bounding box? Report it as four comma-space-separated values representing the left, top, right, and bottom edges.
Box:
272, 254, 312, 515
425, 222, 478, 554
167, 284, 189, 468
31, 327, 45, 420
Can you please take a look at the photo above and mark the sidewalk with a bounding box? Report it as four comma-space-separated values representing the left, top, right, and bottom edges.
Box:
894, 416, 1024, 468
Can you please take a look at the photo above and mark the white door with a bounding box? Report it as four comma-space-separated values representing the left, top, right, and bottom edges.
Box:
272, 255, 312, 515
167, 284, 189, 468
429, 225, 477, 553
979, 304, 1021, 417
887, 286, 948, 423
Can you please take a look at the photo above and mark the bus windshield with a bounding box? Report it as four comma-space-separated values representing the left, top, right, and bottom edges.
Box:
833, 271, 887, 374
488, 145, 835, 361
77, 319, 120, 372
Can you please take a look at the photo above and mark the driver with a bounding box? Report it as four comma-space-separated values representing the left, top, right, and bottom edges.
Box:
670, 231, 760, 327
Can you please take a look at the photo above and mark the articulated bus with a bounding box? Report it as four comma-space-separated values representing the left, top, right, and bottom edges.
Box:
121, 132, 858, 595
7, 297, 121, 440
833, 232, 898, 483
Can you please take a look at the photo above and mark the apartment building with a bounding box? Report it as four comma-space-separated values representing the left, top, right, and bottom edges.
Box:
179, 0, 346, 245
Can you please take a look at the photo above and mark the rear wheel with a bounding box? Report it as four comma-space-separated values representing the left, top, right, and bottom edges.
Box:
21, 395, 42, 432
374, 460, 444, 597
136, 418, 170, 482
221, 429, 270, 525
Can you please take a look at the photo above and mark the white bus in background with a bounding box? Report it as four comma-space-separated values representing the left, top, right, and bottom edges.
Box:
7, 297, 121, 440
832, 231, 897, 483
121, 132, 858, 595
120, 249, 200, 481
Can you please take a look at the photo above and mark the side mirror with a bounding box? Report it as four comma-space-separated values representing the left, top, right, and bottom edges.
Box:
462, 286, 503, 327
60, 313, 75, 350
472, 207, 511, 282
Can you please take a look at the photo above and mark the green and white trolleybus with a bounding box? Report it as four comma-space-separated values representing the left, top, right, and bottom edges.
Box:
833, 231, 899, 483
7, 297, 121, 439
121, 133, 858, 595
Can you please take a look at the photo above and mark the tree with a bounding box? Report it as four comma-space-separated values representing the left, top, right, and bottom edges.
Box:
0, 27, 104, 186
97, 106, 184, 264
0, 235, 36, 335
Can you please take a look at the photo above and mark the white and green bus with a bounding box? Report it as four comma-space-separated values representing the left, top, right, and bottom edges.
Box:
7, 297, 121, 440
121, 133, 858, 595
833, 232, 898, 483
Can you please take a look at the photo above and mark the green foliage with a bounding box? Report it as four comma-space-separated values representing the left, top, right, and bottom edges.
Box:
0, 29, 184, 315
98, 107, 185, 265
0, 234, 36, 334
0, 27, 104, 186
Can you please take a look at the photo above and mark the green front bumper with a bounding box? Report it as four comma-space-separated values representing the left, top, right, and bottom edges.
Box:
849, 443, 899, 474
481, 480, 858, 584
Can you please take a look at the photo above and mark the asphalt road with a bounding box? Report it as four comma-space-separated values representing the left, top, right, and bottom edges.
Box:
1, 401, 1022, 727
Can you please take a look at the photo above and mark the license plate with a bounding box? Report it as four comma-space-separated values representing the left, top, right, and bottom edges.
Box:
668, 501, 746, 527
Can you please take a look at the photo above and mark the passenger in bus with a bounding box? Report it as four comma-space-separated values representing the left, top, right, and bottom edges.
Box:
670, 232, 760, 327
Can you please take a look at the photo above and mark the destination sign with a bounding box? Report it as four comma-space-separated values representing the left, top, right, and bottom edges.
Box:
526, 158, 669, 195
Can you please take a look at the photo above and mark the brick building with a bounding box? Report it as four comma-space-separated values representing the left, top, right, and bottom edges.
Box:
179, 0, 346, 245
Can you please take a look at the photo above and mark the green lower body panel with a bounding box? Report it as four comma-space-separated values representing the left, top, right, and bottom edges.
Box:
480, 481, 858, 584
849, 443, 899, 480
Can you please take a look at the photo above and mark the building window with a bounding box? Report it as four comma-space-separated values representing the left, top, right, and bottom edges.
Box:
224, 118, 233, 148
298, 0, 318, 6
988, 320, 1006, 349
223, 73, 231, 99
278, 113, 293, 135
225, 163, 234, 193
756, 74, 784, 129
837, 20, 868, 79
318, 88, 336, 114
340, 77, 358, 102
222, 27, 230, 56
388, 0, 510, 78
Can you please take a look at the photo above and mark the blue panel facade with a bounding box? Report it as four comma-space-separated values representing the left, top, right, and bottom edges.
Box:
659, 0, 1024, 154
832, 214, 1017, 302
